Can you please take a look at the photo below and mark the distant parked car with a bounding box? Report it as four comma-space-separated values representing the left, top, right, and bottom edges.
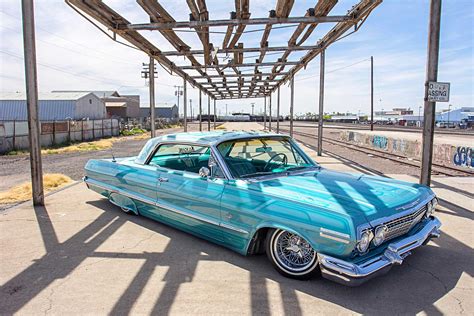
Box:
436, 121, 456, 128
84, 131, 441, 286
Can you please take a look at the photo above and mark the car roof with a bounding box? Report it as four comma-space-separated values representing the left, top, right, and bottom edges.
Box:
153, 130, 286, 146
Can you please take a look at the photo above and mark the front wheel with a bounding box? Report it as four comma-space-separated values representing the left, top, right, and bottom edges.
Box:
266, 229, 320, 280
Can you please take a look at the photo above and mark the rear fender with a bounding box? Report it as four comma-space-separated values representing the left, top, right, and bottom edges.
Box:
109, 192, 139, 215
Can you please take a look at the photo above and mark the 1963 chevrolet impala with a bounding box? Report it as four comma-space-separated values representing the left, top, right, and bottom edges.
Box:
84, 131, 441, 285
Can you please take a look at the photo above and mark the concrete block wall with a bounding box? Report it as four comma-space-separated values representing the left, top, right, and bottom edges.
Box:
339, 131, 473, 169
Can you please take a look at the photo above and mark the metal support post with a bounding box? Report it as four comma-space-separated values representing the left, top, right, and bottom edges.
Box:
318, 49, 325, 156
207, 95, 211, 131
199, 90, 202, 131
269, 94, 272, 131
420, 0, 442, 186
263, 96, 267, 130
370, 56, 374, 131
21, 0, 44, 205
213, 98, 216, 129
183, 79, 187, 132
149, 56, 156, 137
289, 76, 294, 137
277, 86, 280, 133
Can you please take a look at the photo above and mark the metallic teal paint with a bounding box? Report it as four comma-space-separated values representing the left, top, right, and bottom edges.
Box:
84, 131, 435, 261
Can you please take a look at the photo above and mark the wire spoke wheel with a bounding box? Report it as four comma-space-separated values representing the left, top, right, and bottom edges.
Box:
267, 229, 318, 278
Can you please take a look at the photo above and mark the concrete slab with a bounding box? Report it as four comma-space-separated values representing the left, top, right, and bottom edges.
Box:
1, 125, 473, 315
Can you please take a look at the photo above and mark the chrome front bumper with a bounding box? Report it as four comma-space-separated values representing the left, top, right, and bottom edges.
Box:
318, 217, 441, 286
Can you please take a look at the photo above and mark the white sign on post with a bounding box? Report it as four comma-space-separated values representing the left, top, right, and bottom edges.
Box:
427, 81, 450, 102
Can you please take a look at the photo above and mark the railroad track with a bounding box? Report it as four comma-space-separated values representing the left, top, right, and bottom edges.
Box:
278, 127, 474, 177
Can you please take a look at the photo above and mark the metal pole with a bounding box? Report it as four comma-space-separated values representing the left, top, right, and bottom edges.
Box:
277, 86, 280, 133
213, 98, 216, 129
420, 0, 442, 186
318, 49, 325, 156
207, 95, 211, 131
21, 0, 44, 205
149, 56, 156, 137
263, 96, 267, 129
269, 94, 272, 131
199, 90, 202, 131
290, 76, 294, 137
189, 99, 193, 121
370, 56, 374, 131
183, 79, 187, 132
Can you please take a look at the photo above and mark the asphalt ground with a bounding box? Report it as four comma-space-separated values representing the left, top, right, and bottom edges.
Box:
0, 122, 472, 315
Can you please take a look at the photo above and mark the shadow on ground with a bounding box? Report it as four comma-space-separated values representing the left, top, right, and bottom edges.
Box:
1, 197, 471, 315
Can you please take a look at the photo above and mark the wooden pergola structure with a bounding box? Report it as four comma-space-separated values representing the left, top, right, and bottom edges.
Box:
66, 0, 381, 135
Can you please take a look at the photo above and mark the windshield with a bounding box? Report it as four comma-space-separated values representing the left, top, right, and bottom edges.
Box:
217, 137, 316, 179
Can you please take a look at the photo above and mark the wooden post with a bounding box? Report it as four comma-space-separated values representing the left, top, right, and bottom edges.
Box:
199, 90, 202, 131
68, 120, 71, 143
21, 0, 44, 205
317, 49, 325, 156
420, 0, 442, 186
12, 120, 16, 150
53, 120, 56, 145
101, 119, 104, 138
81, 120, 84, 141
277, 86, 280, 133
110, 118, 113, 136
290, 75, 294, 137
91, 119, 95, 140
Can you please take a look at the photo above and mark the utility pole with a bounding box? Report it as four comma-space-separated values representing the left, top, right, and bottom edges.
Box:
447, 104, 451, 125
277, 86, 280, 133
21, 0, 44, 205
149, 57, 156, 137
370, 55, 374, 131
174, 85, 183, 120
318, 49, 325, 156
183, 79, 187, 132
420, 0, 442, 186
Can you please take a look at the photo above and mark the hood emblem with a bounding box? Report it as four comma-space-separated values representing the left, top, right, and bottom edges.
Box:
396, 199, 420, 210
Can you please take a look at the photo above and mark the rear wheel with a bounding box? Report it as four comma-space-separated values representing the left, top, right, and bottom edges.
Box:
266, 229, 319, 280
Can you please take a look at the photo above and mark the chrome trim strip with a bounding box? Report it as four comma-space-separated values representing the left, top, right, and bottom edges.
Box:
320, 228, 350, 239
84, 178, 249, 235
318, 217, 441, 282
320, 232, 350, 244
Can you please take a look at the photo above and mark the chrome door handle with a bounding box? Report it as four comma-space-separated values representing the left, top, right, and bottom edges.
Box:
158, 177, 169, 183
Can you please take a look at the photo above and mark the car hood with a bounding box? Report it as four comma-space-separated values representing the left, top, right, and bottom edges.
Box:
245, 168, 433, 223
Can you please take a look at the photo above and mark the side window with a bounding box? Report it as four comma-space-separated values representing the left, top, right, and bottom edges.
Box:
148, 143, 210, 174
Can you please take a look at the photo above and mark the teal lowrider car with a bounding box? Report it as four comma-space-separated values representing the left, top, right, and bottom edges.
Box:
84, 131, 441, 285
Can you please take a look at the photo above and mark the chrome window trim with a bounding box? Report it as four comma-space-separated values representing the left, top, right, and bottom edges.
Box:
144, 141, 232, 180
83, 177, 248, 235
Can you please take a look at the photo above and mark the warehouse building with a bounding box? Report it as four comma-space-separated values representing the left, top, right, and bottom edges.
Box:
52, 90, 140, 119
139, 104, 179, 121
0, 92, 106, 120
436, 107, 474, 123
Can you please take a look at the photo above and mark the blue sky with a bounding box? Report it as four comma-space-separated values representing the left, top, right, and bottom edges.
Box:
0, 0, 472, 116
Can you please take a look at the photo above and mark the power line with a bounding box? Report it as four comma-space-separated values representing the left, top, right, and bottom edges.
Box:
295, 58, 371, 82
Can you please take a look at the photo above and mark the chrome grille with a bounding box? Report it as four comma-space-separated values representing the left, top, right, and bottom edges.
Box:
384, 205, 427, 241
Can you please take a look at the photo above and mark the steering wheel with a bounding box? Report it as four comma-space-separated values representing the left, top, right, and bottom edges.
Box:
264, 153, 288, 171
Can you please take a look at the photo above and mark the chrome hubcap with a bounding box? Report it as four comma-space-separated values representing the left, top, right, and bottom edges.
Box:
273, 231, 316, 272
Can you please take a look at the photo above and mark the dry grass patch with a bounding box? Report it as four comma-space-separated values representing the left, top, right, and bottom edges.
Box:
134, 133, 151, 140
42, 139, 117, 155
0, 174, 73, 204
215, 124, 227, 130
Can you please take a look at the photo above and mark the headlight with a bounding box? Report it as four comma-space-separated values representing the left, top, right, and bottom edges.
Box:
426, 198, 438, 217
373, 225, 388, 246
357, 230, 373, 252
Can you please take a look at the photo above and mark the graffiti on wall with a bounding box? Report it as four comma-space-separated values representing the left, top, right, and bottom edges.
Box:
453, 147, 474, 168
372, 135, 388, 150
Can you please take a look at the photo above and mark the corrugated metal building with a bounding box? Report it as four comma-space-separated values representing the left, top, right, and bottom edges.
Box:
436, 107, 474, 123
139, 104, 179, 121
52, 90, 140, 119
0, 92, 106, 120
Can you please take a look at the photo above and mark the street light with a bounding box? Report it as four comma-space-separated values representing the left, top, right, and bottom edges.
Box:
447, 104, 452, 126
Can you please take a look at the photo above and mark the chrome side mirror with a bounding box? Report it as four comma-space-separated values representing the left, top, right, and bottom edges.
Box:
199, 167, 210, 178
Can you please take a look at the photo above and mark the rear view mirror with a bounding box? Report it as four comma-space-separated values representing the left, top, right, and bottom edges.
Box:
199, 167, 210, 178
